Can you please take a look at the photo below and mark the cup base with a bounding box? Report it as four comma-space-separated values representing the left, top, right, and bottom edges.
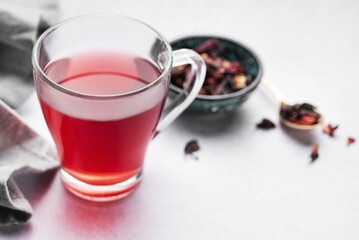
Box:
60, 169, 142, 202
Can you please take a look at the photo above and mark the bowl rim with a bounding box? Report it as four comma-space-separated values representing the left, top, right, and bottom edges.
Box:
169, 35, 263, 101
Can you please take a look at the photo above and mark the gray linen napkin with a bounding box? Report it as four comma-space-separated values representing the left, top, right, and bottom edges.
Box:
0, 100, 58, 226
0, 0, 57, 108
0, 0, 59, 226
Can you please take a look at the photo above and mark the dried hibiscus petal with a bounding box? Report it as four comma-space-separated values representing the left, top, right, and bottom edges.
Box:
347, 137, 356, 146
256, 118, 276, 129
171, 38, 249, 96
195, 39, 219, 53
323, 124, 339, 137
185, 140, 200, 155
310, 144, 319, 163
213, 76, 231, 95
232, 74, 247, 90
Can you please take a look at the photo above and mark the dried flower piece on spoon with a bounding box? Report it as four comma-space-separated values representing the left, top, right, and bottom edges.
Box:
280, 103, 321, 125
310, 144, 319, 163
323, 124, 339, 137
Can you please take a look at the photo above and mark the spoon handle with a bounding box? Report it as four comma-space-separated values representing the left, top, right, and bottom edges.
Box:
261, 78, 287, 104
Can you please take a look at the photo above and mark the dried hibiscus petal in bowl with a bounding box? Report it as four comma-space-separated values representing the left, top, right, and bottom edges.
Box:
171, 39, 249, 96
169, 36, 262, 114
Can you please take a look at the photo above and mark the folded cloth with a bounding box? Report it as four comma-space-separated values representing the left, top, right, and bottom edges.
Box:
0, 0, 58, 108
0, 0, 59, 226
0, 100, 58, 226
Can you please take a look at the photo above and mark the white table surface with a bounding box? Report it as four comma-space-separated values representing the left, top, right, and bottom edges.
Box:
2, 0, 359, 239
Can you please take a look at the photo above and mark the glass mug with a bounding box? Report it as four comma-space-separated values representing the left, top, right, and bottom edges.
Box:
32, 14, 206, 201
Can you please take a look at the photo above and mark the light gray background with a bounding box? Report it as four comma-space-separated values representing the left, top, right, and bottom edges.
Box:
2, 0, 359, 239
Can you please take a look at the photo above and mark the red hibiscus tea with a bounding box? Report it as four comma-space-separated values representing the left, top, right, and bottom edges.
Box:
39, 51, 166, 192
33, 15, 206, 201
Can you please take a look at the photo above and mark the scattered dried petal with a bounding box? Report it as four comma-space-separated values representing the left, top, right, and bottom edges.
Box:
310, 144, 319, 163
347, 137, 356, 146
323, 124, 339, 137
185, 140, 200, 155
256, 118, 276, 129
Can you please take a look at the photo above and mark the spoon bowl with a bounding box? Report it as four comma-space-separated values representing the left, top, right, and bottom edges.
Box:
279, 113, 323, 130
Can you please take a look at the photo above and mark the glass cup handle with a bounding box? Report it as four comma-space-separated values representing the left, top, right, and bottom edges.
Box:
155, 49, 206, 135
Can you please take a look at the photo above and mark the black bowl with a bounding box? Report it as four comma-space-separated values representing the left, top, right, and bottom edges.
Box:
170, 36, 263, 113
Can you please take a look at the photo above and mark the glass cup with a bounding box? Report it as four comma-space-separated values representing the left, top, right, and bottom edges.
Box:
32, 14, 206, 201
